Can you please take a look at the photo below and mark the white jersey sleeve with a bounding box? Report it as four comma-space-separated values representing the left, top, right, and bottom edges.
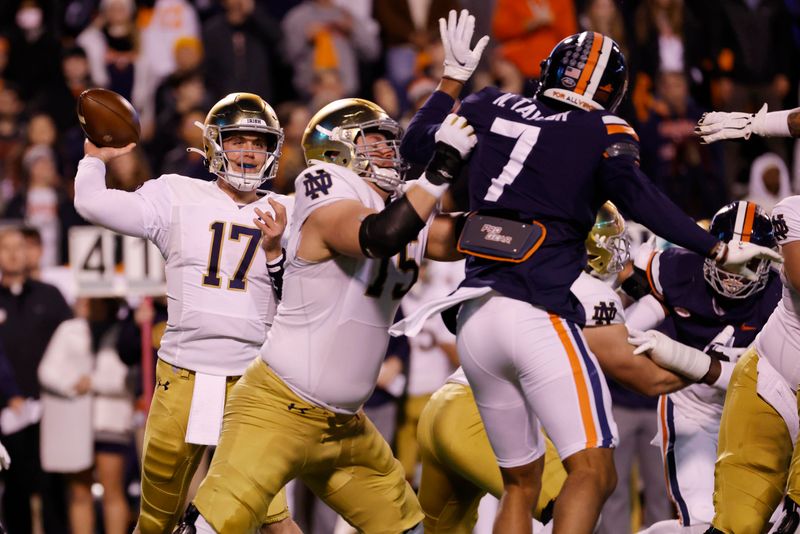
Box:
74, 157, 172, 246
571, 271, 626, 327
292, 162, 367, 226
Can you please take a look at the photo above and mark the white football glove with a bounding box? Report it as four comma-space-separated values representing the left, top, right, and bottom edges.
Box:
434, 113, 476, 158
695, 103, 768, 144
0, 439, 10, 471
703, 325, 747, 363
439, 9, 490, 83
628, 328, 711, 381
716, 240, 783, 281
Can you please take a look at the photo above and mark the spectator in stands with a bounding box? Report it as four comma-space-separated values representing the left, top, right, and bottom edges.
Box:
135, 0, 201, 138
76, 0, 140, 103
273, 101, 311, 194
45, 46, 94, 131
154, 37, 204, 123
4, 0, 62, 104
282, 0, 380, 100
374, 0, 457, 108
492, 0, 578, 79
706, 0, 794, 190
39, 297, 134, 534
4, 144, 84, 266
160, 108, 214, 179
0, 226, 72, 534
0, 83, 24, 202
106, 147, 151, 193
579, 0, 627, 59
636, 71, 727, 219
745, 152, 792, 214
201, 0, 282, 102
20, 226, 42, 280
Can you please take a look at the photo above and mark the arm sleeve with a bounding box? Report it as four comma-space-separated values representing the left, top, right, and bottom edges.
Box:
400, 91, 456, 166
625, 294, 667, 332
598, 131, 718, 257
74, 157, 168, 240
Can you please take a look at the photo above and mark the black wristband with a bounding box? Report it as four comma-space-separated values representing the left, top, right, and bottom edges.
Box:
425, 142, 464, 185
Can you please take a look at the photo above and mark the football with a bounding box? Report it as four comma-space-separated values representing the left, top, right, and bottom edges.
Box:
77, 88, 140, 148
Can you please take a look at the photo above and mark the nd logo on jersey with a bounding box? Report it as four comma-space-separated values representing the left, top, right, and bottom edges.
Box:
303, 170, 333, 200
592, 301, 618, 325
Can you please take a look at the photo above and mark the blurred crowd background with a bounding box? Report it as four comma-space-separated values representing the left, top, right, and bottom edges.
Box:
0, 0, 799, 532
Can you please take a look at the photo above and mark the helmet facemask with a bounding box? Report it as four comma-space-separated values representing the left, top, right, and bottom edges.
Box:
315, 118, 408, 192
201, 122, 283, 192
703, 256, 771, 299
586, 201, 630, 280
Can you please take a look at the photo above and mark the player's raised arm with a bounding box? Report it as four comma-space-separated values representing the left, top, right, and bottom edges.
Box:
597, 124, 781, 278
400, 9, 488, 165
695, 104, 800, 143
74, 139, 157, 238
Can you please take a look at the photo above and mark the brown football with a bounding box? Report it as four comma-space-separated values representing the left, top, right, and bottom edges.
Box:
77, 88, 140, 148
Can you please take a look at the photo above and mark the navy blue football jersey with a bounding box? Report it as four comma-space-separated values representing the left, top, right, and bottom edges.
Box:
648, 247, 782, 349
402, 88, 718, 325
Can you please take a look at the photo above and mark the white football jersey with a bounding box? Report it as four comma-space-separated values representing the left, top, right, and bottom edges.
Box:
262, 162, 429, 414
446, 271, 624, 387
755, 194, 800, 391
75, 157, 293, 376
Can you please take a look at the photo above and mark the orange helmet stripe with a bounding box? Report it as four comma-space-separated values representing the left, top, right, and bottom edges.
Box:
575, 32, 604, 95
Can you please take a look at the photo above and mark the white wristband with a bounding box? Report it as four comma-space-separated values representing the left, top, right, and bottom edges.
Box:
712, 360, 735, 391
754, 109, 792, 137
415, 174, 449, 199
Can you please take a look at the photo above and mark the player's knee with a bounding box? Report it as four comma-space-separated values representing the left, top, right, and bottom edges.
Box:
565, 450, 616, 498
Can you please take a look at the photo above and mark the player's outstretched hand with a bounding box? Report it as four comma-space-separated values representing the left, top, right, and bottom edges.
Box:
84, 139, 136, 163
695, 103, 767, 144
627, 328, 711, 381
439, 9, 489, 83
254, 198, 287, 257
716, 240, 783, 281
435, 113, 476, 159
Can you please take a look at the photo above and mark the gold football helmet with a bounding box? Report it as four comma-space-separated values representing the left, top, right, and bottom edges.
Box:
301, 98, 407, 192
195, 92, 283, 192
586, 201, 630, 276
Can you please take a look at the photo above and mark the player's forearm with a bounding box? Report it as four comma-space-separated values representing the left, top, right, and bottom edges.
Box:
74, 157, 150, 238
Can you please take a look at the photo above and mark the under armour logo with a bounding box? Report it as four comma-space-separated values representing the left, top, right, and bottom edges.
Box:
287, 403, 309, 415
157, 378, 170, 391
303, 170, 333, 199
773, 214, 789, 242
592, 301, 618, 325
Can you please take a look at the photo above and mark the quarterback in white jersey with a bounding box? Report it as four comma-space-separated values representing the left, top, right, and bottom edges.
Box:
74, 93, 299, 533
183, 99, 477, 533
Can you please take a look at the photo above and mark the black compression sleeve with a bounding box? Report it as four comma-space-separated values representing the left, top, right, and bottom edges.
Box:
359, 195, 426, 258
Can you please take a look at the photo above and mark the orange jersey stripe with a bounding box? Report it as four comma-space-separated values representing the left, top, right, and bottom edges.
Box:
659, 398, 672, 497
605, 124, 640, 141
646, 251, 663, 301
549, 314, 597, 448
742, 202, 756, 242
575, 32, 604, 95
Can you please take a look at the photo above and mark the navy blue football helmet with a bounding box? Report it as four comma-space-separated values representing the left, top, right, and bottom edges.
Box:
537, 32, 628, 113
703, 201, 776, 299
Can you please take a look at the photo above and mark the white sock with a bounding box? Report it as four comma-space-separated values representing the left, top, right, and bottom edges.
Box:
195, 513, 217, 534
